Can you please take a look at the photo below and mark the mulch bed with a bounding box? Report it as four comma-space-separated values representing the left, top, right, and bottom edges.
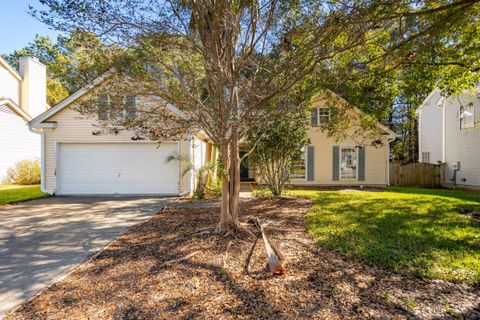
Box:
7, 197, 480, 319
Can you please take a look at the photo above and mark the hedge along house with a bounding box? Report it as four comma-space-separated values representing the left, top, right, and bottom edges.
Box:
29, 72, 212, 196
249, 92, 395, 187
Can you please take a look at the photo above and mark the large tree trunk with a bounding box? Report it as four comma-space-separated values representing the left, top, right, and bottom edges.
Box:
215, 134, 242, 234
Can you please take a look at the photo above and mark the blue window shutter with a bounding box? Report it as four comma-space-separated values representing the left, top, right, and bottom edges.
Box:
310, 108, 318, 127
358, 146, 365, 181
332, 146, 340, 181
126, 95, 136, 118
98, 95, 109, 120
307, 146, 314, 181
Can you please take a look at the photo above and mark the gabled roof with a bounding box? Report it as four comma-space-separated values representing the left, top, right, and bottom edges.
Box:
30, 69, 187, 128
313, 90, 396, 139
0, 56, 22, 81
418, 88, 441, 109
0, 98, 31, 121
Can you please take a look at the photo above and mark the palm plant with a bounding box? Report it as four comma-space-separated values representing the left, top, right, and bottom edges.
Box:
167, 153, 216, 199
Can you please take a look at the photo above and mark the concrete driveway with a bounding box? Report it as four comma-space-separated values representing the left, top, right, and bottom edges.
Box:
0, 196, 176, 317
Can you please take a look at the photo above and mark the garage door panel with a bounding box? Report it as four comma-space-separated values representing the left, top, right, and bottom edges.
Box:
58, 143, 179, 195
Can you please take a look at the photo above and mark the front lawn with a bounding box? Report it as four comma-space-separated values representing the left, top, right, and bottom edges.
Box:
0, 185, 48, 205
288, 187, 480, 285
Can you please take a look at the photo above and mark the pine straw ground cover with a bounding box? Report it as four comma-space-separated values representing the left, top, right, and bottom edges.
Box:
7, 197, 480, 319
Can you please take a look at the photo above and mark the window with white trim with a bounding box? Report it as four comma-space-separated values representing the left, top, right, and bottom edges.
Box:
318, 108, 330, 124
290, 147, 306, 179
460, 105, 475, 129
340, 147, 357, 179
98, 95, 136, 120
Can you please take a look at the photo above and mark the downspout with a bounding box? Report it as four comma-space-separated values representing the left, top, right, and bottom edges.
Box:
386, 135, 396, 186
417, 108, 422, 161
28, 125, 47, 193
40, 131, 46, 193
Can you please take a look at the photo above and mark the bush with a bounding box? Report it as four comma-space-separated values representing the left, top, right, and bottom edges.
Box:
5, 159, 41, 185
207, 175, 222, 198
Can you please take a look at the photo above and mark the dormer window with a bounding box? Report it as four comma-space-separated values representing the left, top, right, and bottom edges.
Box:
311, 107, 330, 126
98, 95, 136, 121
460, 105, 474, 129
318, 108, 330, 124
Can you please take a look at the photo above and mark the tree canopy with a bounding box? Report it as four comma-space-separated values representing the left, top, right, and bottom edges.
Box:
2, 30, 117, 105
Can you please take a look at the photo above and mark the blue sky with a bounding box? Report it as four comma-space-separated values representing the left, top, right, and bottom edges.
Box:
0, 0, 62, 55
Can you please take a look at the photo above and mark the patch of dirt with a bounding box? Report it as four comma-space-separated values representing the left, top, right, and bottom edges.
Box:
7, 197, 480, 319
462, 211, 480, 222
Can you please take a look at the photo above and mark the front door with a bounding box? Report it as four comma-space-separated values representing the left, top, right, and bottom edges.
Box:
239, 150, 250, 180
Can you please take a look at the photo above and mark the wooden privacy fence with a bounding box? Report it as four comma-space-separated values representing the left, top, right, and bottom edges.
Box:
390, 161, 446, 188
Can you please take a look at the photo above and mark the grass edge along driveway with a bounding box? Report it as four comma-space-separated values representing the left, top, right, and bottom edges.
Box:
0, 185, 48, 205
288, 187, 480, 285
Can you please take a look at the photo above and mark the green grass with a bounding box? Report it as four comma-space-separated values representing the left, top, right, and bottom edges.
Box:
0, 185, 48, 205
287, 187, 480, 285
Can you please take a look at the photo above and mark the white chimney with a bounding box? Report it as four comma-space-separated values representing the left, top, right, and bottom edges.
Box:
19, 56, 47, 118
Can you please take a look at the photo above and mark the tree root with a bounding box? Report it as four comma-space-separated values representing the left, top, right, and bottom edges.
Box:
223, 241, 232, 268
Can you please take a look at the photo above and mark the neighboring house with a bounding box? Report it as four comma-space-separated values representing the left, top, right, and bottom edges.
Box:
243, 92, 396, 187
0, 56, 47, 180
418, 88, 480, 189
29, 73, 211, 195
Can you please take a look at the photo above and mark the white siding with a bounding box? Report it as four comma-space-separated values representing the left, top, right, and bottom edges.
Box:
0, 111, 40, 180
444, 92, 480, 187
418, 89, 444, 164
192, 138, 207, 170
0, 64, 21, 105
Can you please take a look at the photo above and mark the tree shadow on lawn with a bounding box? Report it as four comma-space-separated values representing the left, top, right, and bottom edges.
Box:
387, 186, 480, 203
307, 192, 480, 285
9, 197, 480, 319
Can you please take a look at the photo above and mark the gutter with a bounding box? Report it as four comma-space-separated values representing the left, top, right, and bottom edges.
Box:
386, 134, 396, 186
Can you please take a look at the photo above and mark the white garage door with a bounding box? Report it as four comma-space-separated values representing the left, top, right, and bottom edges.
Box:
58, 143, 179, 195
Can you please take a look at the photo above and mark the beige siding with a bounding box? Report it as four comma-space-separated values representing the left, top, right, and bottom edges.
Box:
288, 93, 390, 186
0, 64, 21, 105
42, 96, 191, 194
289, 127, 389, 186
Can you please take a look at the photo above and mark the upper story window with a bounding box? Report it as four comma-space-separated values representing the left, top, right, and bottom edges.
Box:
98, 95, 136, 121
318, 108, 330, 124
459, 105, 475, 129
311, 107, 330, 126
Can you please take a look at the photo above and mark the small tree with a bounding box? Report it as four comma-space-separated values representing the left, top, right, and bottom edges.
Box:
246, 106, 309, 196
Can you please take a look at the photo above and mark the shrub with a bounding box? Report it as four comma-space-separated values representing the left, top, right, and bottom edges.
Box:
245, 108, 309, 196
207, 175, 222, 198
5, 159, 41, 185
